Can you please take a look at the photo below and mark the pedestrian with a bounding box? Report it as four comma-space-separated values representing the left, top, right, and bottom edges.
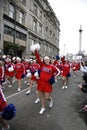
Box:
79, 60, 87, 91
30, 44, 60, 114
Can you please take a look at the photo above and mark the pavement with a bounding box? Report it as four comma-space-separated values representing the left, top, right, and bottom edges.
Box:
0, 70, 87, 130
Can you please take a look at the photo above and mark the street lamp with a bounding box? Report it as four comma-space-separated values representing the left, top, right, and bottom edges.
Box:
78, 25, 83, 54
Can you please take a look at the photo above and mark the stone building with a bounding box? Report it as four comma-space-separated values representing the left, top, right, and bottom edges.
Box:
0, 0, 60, 58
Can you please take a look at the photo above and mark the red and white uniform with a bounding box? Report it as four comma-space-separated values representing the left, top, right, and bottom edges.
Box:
0, 87, 7, 111
0, 66, 7, 111
5, 61, 15, 77
14, 62, 25, 80
71, 62, 80, 71
0, 66, 4, 84
53, 60, 60, 69
53, 60, 62, 74
35, 50, 59, 92
61, 62, 70, 77
23, 60, 29, 73
29, 62, 40, 81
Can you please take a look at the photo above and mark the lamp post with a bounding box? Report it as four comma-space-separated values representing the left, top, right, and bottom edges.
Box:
79, 25, 83, 54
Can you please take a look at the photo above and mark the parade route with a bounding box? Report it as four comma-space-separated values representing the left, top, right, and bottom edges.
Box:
0, 71, 87, 130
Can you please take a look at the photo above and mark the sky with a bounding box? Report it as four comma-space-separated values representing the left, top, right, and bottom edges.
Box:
48, 0, 87, 55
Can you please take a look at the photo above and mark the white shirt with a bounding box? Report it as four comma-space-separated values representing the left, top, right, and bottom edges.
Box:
80, 65, 87, 73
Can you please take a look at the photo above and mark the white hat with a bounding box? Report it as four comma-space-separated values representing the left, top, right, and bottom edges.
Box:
12, 57, 16, 61
44, 56, 50, 60
2, 55, 6, 59
16, 57, 21, 61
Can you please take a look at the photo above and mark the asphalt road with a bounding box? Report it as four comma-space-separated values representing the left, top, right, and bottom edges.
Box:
0, 70, 87, 130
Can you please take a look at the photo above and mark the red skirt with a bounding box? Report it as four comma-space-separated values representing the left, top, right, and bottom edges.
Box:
0, 101, 7, 111
5, 70, 14, 77
37, 80, 52, 93
15, 72, 23, 80
31, 75, 37, 81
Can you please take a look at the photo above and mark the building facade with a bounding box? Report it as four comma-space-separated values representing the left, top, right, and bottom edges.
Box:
0, 0, 60, 58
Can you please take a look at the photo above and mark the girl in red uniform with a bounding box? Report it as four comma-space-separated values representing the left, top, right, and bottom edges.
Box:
26, 59, 40, 95
61, 57, 71, 89
0, 88, 10, 130
0, 60, 16, 130
30, 44, 60, 114
4, 58, 15, 87
14, 57, 25, 92
22, 58, 30, 85
0, 60, 10, 130
71, 61, 80, 77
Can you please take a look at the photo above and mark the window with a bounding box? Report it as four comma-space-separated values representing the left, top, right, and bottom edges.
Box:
49, 30, 52, 38
4, 25, 14, 36
39, 0, 42, 2
52, 34, 55, 40
49, 47, 50, 52
31, 39, 35, 45
30, 39, 35, 46
19, 11, 25, 24
9, 4, 15, 19
20, 0, 26, 5
16, 31, 26, 41
45, 45, 47, 51
33, 4, 37, 15
33, 19, 37, 32
44, 15, 46, 23
4, 25, 26, 41
39, 10, 42, 19
38, 23, 42, 35
44, 27, 48, 36
3, 0, 7, 12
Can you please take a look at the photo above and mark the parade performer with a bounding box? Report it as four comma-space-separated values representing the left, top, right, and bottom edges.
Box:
30, 44, 60, 114
71, 61, 80, 77
61, 57, 71, 89
53, 55, 62, 81
0, 60, 16, 130
22, 58, 30, 85
4, 58, 15, 87
26, 59, 41, 104
14, 57, 26, 92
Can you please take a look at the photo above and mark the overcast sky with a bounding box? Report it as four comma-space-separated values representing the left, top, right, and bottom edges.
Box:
48, 0, 87, 55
